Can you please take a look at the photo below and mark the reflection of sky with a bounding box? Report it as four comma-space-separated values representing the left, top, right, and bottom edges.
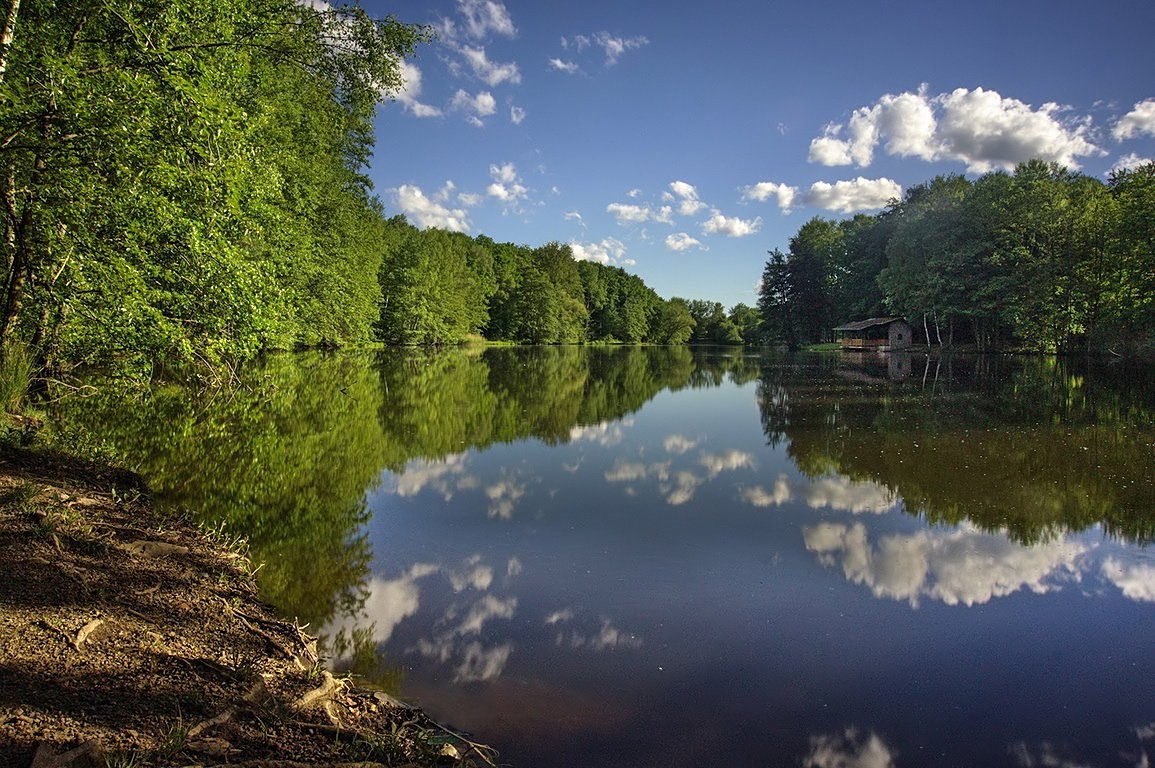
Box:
349, 380, 1155, 768
803, 520, 1155, 608
804, 728, 896, 768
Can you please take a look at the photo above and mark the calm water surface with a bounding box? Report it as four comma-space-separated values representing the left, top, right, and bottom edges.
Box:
55, 347, 1155, 767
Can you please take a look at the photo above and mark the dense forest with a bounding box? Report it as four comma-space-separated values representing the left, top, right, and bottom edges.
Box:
0, 0, 436, 373
759, 160, 1155, 354
3, 2, 1152, 382
374, 215, 756, 347
0, 0, 751, 381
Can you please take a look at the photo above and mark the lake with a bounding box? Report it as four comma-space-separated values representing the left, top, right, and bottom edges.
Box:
52, 346, 1155, 767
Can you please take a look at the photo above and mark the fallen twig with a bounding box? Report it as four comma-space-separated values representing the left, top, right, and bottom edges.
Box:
292, 670, 343, 711
187, 705, 238, 739
73, 617, 103, 650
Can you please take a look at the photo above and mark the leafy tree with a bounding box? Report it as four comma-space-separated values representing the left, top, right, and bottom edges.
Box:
377, 226, 490, 344
1106, 162, 1155, 352
758, 249, 797, 348
652, 297, 696, 344
0, 0, 429, 371
728, 303, 763, 345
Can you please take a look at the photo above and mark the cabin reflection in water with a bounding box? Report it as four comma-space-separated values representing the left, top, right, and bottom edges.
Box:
837, 350, 914, 381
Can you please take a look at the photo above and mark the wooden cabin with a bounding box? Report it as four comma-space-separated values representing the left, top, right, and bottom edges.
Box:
832, 317, 913, 351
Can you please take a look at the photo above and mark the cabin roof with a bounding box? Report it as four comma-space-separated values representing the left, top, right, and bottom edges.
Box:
832, 317, 908, 332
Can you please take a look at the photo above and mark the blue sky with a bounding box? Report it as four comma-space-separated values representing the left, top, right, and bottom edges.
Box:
359, 0, 1155, 309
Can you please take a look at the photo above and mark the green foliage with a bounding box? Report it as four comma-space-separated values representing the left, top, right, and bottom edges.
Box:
0, 0, 430, 372
0, 342, 33, 413
652, 298, 696, 344
378, 223, 492, 344
757, 218, 845, 347
728, 303, 762, 345
756, 353, 1155, 543
48, 352, 391, 628
761, 161, 1155, 354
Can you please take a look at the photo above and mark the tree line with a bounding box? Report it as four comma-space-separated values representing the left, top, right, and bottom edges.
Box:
375, 215, 758, 347
758, 160, 1155, 354
0, 0, 762, 380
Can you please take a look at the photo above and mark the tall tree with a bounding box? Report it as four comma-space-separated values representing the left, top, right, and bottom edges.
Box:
0, 0, 429, 369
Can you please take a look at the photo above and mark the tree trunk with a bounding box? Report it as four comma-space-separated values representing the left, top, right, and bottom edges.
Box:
0, 0, 19, 84
922, 313, 929, 348
0, 121, 47, 349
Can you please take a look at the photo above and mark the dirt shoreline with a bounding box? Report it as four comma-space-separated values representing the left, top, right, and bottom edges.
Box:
0, 444, 498, 768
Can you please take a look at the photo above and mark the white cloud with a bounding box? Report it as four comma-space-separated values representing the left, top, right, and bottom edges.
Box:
564, 210, 583, 222
606, 202, 652, 223
1101, 557, 1155, 602
457, 191, 482, 207
433, 180, 456, 203
665, 232, 703, 251
558, 31, 648, 67
663, 470, 702, 505
1111, 152, 1154, 174
450, 89, 497, 125
548, 57, 579, 74
322, 563, 439, 655
701, 211, 762, 237
510, 104, 526, 124
809, 86, 1103, 172
570, 237, 627, 265
740, 476, 793, 508
545, 608, 574, 625
486, 162, 528, 209
454, 641, 512, 683
593, 32, 649, 65
605, 201, 674, 226
663, 434, 699, 454
457, 594, 518, 634
804, 522, 1090, 607
605, 460, 657, 483
460, 45, 520, 87
804, 177, 901, 213
485, 476, 525, 519
395, 185, 471, 232
699, 449, 756, 478
570, 420, 630, 447
560, 617, 642, 651
741, 181, 798, 212
936, 87, 1101, 172
802, 476, 897, 514
804, 728, 896, 768
395, 61, 443, 118
444, 554, 494, 592
1112, 98, 1155, 140
490, 162, 516, 184
669, 180, 707, 215
456, 0, 516, 39
738, 474, 894, 513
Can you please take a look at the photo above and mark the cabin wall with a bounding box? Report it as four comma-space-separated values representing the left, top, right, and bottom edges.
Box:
889, 322, 913, 350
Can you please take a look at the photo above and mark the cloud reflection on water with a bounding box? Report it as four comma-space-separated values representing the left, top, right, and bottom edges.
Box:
1101, 557, 1155, 603
803, 728, 896, 768
741, 473, 897, 514
803, 522, 1090, 607
604, 447, 758, 506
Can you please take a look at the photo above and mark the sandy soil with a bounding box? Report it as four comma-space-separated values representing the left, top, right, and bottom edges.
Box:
0, 444, 499, 768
